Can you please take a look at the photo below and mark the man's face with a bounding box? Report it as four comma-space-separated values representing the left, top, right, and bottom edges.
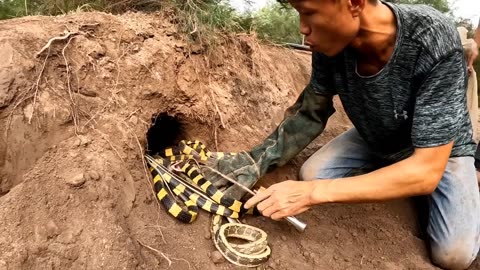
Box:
289, 0, 361, 56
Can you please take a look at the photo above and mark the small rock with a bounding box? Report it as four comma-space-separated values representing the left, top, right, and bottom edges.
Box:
58, 230, 74, 244
23, 104, 33, 121
211, 251, 225, 264
190, 44, 204, 54
46, 220, 59, 239
129, 116, 138, 125
73, 138, 82, 147
165, 30, 176, 36
87, 170, 101, 181
274, 259, 281, 265
344, 257, 350, 262
333, 255, 339, 261
281, 235, 287, 241
204, 232, 211, 240
66, 173, 86, 187
131, 44, 141, 53
79, 89, 97, 97
80, 136, 91, 146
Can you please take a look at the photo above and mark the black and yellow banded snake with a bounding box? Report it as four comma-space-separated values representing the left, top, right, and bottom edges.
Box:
145, 140, 271, 267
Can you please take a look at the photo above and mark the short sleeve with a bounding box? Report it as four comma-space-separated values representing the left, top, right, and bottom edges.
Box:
309, 52, 337, 96
412, 50, 469, 147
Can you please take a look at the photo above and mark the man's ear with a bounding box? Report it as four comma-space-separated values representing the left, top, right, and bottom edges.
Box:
347, 0, 366, 17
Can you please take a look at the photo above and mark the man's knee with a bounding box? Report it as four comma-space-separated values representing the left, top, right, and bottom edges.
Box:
431, 240, 478, 270
299, 160, 318, 181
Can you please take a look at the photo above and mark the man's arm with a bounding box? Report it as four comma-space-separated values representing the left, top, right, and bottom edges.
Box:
249, 52, 336, 176
311, 143, 451, 204
244, 143, 451, 220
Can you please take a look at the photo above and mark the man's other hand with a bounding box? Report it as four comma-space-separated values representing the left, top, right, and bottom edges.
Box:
244, 180, 317, 220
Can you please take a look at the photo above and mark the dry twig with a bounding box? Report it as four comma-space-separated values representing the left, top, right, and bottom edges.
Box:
137, 239, 192, 269
137, 239, 172, 267
36, 31, 83, 58
214, 125, 219, 152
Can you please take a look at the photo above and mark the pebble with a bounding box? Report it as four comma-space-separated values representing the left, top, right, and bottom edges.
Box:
80, 137, 91, 146
280, 236, 287, 241
204, 232, 211, 240
66, 173, 86, 187
87, 170, 101, 181
211, 251, 225, 264
46, 220, 59, 239
73, 138, 82, 147
129, 116, 138, 125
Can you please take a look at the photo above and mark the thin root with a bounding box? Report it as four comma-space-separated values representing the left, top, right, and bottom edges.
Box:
136, 239, 192, 269
29, 47, 51, 124
35, 31, 82, 58
62, 35, 80, 134
137, 239, 172, 267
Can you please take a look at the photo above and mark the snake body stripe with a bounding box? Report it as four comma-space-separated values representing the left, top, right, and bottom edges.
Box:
179, 161, 243, 213
149, 157, 241, 221
153, 175, 198, 223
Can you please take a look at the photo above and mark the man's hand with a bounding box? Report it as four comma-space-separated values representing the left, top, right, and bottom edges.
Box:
244, 180, 317, 220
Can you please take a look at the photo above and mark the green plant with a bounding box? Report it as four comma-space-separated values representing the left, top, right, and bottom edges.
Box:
252, 3, 301, 44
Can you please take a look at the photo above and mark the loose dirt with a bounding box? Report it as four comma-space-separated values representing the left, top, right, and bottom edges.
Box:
0, 11, 477, 270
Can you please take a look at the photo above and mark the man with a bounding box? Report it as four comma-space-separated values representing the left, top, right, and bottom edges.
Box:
458, 26, 478, 144
471, 19, 480, 180
234, 0, 479, 269
471, 19, 480, 72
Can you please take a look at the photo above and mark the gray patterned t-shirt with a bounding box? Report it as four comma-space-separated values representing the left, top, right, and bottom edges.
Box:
309, 3, 476, 161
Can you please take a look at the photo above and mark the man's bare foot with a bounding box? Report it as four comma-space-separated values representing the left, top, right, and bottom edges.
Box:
476, 170, 480, 185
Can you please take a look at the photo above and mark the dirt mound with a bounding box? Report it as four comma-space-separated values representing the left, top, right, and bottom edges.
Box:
0, 11, 475, 270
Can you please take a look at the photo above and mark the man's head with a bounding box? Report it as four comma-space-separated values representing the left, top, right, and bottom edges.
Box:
283, 0, 379, 56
